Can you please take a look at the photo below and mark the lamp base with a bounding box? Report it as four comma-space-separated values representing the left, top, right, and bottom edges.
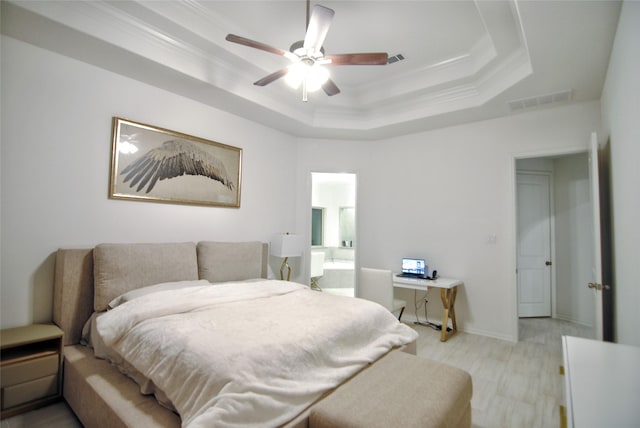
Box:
280, 257, 292, 281
310, 277, 323, 292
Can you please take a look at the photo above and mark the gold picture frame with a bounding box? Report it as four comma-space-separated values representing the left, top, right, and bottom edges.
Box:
109, 117, 242, 207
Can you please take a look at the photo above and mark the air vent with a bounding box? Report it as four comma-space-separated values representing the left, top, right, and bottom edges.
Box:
387, 54, 405, 64
507, 89, 573, 112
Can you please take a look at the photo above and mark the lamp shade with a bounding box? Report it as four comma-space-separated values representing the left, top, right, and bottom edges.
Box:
270, 233, 303, 258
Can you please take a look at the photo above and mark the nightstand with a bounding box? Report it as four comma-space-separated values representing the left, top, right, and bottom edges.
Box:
1, 324, 63, 419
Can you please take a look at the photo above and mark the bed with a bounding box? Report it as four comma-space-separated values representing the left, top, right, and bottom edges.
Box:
52, 241, 419, 428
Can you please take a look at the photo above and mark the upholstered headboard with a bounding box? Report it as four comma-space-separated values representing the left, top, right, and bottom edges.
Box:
53, 241, 268, 346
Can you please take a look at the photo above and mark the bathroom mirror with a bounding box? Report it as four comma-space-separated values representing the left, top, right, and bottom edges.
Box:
339, 207, 355, 247
311, 207, 324, 247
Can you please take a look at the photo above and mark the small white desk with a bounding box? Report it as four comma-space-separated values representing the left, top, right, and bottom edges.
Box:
392, 276, 463, 342
561, 336, 640, 428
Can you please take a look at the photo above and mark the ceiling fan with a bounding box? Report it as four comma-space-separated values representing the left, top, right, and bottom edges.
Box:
225, 0, 388, 102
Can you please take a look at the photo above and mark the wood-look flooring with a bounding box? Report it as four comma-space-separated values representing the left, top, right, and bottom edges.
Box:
415, 317, 593, 428
2, 317, 592, 428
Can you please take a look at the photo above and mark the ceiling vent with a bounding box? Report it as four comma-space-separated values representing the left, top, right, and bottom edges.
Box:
508, 89, 573, 112
387, 54, 405, 65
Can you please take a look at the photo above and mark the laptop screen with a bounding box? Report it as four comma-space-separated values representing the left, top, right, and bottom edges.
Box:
401, 258, 426, 275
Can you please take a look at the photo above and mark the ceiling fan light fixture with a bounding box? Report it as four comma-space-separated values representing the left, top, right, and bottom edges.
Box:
226, 1, 387, 100
285, 62, 329, 92
285, 62, 308, 89
306, 64, 329, 92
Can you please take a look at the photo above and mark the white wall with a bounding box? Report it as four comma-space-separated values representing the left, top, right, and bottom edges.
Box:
600, 1, 640, 346
0, 36, 299, 328
297, 102, 602, 341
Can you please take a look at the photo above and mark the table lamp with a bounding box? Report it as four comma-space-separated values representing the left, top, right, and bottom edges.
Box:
270, 233, 303, 281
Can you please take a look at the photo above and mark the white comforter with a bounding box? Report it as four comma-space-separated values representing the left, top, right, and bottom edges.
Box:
96, 280, 417, 428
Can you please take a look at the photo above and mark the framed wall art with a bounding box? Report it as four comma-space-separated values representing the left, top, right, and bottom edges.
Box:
109, 117, 242, 207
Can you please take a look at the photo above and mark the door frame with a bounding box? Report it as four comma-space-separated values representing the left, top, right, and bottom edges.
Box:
510, 146, 590, 341
515, 170, 555, 318
308, 171, 359, 294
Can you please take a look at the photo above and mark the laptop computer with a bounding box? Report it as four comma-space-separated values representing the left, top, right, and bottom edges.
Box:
396, 258, 428, 279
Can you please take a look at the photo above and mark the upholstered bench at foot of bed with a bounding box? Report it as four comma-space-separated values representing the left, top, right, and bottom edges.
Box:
309, 350, 472, 428
63, 345, 180, 428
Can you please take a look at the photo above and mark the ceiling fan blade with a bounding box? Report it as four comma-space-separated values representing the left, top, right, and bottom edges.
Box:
226, 34, 297, 61
322, 78, 340, 96
303, 5, 335, 52
253, 68, 289, 86
325, 53, 389, 66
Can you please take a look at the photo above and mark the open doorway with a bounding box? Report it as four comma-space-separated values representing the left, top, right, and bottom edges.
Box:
310, 172, 356, 297
515, 153, 597, 339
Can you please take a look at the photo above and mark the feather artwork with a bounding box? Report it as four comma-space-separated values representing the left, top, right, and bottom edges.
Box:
120, 139, 235, 194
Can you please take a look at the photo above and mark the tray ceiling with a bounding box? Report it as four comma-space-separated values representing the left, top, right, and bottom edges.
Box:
1, 0, 621, 139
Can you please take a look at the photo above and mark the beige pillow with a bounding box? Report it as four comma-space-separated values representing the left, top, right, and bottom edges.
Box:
197, 241, 265, 283
93, 242, 198, 311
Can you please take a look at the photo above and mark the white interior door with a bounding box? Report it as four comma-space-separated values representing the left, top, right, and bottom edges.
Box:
517, 173, 552, 317
588, 132, 604, 340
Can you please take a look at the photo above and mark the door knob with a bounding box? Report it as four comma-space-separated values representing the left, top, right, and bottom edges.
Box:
545, 261, 552, 266
587, 282, 611, 291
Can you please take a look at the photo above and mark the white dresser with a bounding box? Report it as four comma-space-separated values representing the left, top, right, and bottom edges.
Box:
561, 336, 640, 427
